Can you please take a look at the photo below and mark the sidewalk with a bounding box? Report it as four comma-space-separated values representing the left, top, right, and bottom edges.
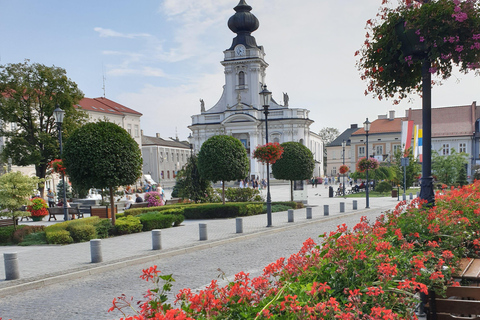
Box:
0, 184, 406, 297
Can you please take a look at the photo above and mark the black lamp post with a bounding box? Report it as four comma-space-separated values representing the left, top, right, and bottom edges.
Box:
342, 140, 346, 197
53, 105, 68, 221
260, 84, 272, 227
364, 118, 371, 209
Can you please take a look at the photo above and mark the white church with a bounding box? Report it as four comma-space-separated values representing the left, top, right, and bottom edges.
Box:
189, 0, 323, 181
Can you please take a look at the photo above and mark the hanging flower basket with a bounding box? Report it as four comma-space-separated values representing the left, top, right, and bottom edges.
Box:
339, 165, 350, 174
356, 157, 380, 173
252, 142, 284, 164
28, 197, 49, 218
48, 159, 66, 175
356, 0, 480, 104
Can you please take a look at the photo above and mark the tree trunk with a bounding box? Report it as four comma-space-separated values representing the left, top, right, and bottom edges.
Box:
222, 180, 225, 205
290, 180, 294, 202
35, 163, 47, 198
110, 187, 116, 225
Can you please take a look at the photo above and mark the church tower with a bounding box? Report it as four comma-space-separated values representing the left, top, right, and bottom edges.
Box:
189, 0, 323, 181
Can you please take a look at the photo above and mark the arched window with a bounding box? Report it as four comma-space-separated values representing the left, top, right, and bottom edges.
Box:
238, 71, 245, 86
299, 139, 304, 145
274, 137, 280, 143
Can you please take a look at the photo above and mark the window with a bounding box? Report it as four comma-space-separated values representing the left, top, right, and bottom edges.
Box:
459, 143, 467, 153
134, 125, 139, 138
167, 171, 170, 179
177, 153, 179, 162
332, 151, 336, 160
127, 124, 132, 136
376, 145, 383, 156
442, 144, 450, 155
166, 153, 169, 162
238, 71, 245, 86
393, 144, 402, 154
358, 146, 365, 157
332, 167, 337, 175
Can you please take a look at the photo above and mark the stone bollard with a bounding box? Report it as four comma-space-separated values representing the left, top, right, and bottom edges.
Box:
90, 239, 103, 263
403, 193, 406, 201
306, 207, 312, 219
340, 202, 345, 213
199, 223, 207, 241
324, 205, 329, 216
4, 252, 19, 280
288, 209, 294, 223
353, 200, 357, 210
152, 229, 162, 250
236, 218, 243, 233
409, 193, 413, 200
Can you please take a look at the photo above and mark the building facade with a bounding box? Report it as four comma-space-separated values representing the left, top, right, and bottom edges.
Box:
189, 0, 323, 181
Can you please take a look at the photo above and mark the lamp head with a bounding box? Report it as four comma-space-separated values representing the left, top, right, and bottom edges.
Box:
363, 118, 371, 132
341, 140, 346, 148
259, 84, 272, 107
53, 105, 65, 124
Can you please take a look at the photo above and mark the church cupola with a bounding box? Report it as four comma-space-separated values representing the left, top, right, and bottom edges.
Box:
227, 0, 260, 50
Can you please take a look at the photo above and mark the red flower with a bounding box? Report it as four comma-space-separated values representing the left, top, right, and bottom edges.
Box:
252, 142, 284, 164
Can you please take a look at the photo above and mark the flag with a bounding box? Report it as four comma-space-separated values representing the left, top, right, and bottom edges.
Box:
401, 120, 414, 156
413, 125, 419, 159
418, 128, 423, 163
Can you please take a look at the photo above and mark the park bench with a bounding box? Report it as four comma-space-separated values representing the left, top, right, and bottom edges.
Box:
129, 202, 149, 209
48, 207, 82, 221
165, 198, 181, 205
426, 286, 480, 320
0, 218, 17, 227
90, 205, 117, 219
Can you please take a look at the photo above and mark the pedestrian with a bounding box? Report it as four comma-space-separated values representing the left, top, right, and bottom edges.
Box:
135, 193, 143, 203
47, 188, 55, 208
125, 195, 135, 209
314, 178, 318, 188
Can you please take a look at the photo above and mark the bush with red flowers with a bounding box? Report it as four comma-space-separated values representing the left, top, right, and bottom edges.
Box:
356, 157, 380, 173
252, 142, 284, 164
339, 165, 349, 174
47, 159, 66, 175
27, 197, 49, 217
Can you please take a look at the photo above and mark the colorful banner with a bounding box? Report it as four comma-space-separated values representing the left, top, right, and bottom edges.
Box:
401, 120, 414, 156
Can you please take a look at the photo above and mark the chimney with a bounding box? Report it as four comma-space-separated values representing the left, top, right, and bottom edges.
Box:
156, 133, 161, 138
389, 110, 395, 120
350, 124, 358, 129
141, 129, 144, 136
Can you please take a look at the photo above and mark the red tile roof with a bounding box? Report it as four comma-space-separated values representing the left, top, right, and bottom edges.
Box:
352, 118, 403, 135
76, 97, 143, 116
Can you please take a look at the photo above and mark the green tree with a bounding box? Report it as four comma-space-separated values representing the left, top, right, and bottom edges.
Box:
318, 127, 340, 173
392, 148, 421, 190
271, 142, 314, 201
0, 60, 86, 196
197, 135, 249, 204
456, 165, 468, 186
56, 179, 72, 201
174, 154, 211, 203
62, 121, 142, 225
432, 148, 468, 185
0, 171, 43, 229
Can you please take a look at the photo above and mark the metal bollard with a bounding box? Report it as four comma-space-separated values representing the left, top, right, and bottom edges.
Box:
306, 207, 312, 219
4, 252, 19, 280
236, 218, 243, 233
353, 200, 357, 210
324, 205, 329, 216
409, 193, 413, 200
90, 239, 103, 263
199, 223, 207, 241
288, 209, 294, 222
340, 202, 345, 213
403, 193, 406, 201
152, 229, 162, 250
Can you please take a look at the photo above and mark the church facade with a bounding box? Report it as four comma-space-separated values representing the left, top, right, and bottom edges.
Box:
189, 0, 323, 181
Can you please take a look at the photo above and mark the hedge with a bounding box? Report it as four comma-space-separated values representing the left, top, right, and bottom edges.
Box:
139, 212, 183, 231
45, 216, 112, 244
182, 203, 263, 219
115, 216, 142, 235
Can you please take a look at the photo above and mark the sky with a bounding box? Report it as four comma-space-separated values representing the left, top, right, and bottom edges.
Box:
1, 0, 479, 140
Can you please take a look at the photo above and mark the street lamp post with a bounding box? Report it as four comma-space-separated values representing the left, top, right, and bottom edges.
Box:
364, 118, 371, 209
342, 140, 346, 197
260, 84, 272, 227
53, 105, 68, 221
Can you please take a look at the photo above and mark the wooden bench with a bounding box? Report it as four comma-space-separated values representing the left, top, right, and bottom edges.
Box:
165, 198, 181, 205
426, 286, 480, 320
90, 205, 117, 219
48, 207, 82, 221
129, 202, 149, 209
0, 218, 17, 227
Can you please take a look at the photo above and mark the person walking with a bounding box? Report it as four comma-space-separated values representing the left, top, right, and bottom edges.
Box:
47, 188, 55, 208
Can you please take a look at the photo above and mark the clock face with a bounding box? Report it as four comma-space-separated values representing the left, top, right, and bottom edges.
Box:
235, 45, 246, 56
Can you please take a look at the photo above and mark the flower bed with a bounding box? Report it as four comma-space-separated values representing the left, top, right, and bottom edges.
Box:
109, 181, 480, 319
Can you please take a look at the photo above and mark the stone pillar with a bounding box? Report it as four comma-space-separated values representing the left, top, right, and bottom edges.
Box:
90, 239, 103, 263
199, 223, 207, 241
4, 252, 19, 280
288, 209, 294, 222
236, 218, 243, 233
306, 207, 312, 219
152, 229, 162, 250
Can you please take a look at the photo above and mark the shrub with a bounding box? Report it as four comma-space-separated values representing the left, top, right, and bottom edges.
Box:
224, 187, 263, 202
95, 218, 114, 238
46, 230, 73, 244
375, 181, 393, 193
182, 202, 263, 219
125, 205, 186, 217
139, 213, 176, 231
67, 224, 97, 242
0, 225, 16, 243
144, 191, 163, 207
12, 225, 45, 244
115, 216, 142, 235
270, 204, 292, 213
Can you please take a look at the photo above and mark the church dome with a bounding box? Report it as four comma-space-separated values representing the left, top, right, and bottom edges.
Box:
227, 0, 259, 34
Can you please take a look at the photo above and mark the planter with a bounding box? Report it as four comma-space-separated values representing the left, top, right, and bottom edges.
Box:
31, 216, 46, 221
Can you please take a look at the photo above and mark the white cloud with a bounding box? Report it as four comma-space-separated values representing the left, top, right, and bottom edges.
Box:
94, 27, 151, 39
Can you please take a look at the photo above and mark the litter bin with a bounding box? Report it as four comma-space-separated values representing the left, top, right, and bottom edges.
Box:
391, 189, 398, 198
329, 186, 334, 198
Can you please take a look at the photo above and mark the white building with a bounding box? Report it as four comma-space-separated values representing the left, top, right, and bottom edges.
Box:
189, 0, 323, 181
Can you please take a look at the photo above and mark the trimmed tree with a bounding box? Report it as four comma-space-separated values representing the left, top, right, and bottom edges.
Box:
197, 135, 249, 204
175, 154, 211, 203
62, 121, 142, 225
271, 142, 314, 201
0, 171, 43, 230
0, 60, 86, 196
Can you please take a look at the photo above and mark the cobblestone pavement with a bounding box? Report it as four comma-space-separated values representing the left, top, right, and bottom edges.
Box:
0, 184, 411, 319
